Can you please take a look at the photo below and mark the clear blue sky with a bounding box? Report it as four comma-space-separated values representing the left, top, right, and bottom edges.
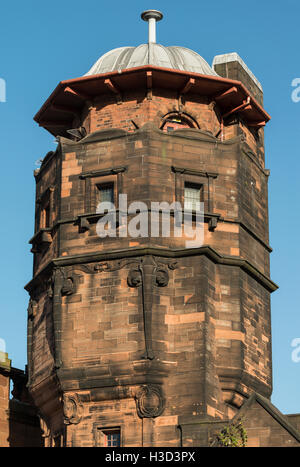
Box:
0, 0, 299, 414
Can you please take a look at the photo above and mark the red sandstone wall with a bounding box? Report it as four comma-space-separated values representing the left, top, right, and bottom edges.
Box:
0, 371, 10, 446
27, 86, 275, 446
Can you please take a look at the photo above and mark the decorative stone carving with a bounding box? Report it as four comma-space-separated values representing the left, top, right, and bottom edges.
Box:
63, 393, 83, 425
208, 216, 218, 232
38, 413, 51, 442
126, 257, 178, 360
127, 266, 142, 288
93, 262, 111, 272
48, 267, 78, 297
47, 257, 178, 362
61, 276, 75, 296
47, 275, 54, 298
27, 298, 38, 319
155, 267, 169, 287
135, 384, 165, 418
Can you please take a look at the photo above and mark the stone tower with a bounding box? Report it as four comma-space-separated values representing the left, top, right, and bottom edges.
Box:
26, 11, 295, 447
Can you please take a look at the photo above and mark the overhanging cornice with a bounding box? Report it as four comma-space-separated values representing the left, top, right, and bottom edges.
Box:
24, 245, 278, 294
34, 65, 271, 137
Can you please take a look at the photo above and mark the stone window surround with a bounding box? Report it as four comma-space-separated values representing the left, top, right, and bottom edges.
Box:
30, 186, 55, 253
37, 186, 55, 231
172, 166, 219, 231
77, 167, 126, 232
93, 425, 122, 447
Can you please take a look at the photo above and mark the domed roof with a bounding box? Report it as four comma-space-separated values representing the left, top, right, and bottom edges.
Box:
84, 43, 218, 77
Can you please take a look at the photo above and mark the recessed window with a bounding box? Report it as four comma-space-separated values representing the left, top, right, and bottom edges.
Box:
166, 126, 175, 132
99, 429, 121, 447
184, 182, 203, 211
38, 186, 54, 231
39, 195, 52, 230
97, 183, 114, 205
43, 202, 51, 228
163, 119, 191, 132
162, 113, 198, 132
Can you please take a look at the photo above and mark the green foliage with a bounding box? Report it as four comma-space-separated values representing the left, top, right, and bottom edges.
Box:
211, 418, 247, 447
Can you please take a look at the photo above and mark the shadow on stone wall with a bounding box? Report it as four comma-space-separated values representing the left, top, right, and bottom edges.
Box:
8, 367, 43, 447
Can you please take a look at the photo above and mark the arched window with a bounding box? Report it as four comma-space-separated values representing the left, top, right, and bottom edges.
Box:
161, 113, 198, 133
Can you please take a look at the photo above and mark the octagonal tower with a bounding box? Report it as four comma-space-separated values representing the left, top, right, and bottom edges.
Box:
25, 10, 278, 447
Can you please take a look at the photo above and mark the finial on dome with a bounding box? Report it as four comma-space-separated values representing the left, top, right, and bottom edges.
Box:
141, 9, 163, 44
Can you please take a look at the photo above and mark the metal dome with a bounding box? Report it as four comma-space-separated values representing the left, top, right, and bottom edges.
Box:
84, 43, 218, 77
84, 10, 217, 77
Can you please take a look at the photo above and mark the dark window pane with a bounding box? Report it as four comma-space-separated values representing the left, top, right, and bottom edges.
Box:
107, 432, 120, 447
97, 184, 114, 204
102, 430, 120, 447
44, 203, 50, 228
163, 117, 193, 132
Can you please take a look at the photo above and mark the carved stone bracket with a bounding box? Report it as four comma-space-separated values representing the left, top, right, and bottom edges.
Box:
45, 256, 178, 363
46, 267, 78, 299
63, 393, 83, 425
27, 298, 38, 319
127, 266, 142, 288
207, 214, 220, 232
61, 277, 75, 296
29, 228, 52, 254
82, 256, 177, 360
155, 267, 170, 287
47, 273, 55, 298
126, 256, 178, 360
38, 413, 51, 446
135, 384, 165, 418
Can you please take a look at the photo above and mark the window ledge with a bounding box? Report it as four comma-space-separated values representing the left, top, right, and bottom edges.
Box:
29, 228, 52, 252
76, 211, 221, 233
77, 212, 120, 232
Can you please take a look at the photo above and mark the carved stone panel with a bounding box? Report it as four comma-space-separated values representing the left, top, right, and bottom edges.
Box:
135, 384, 165, 418
63, 393, 83, 425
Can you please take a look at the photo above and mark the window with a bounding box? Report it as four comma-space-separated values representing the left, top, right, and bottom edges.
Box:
97, 183, 114, 205
172, 166, 219, 231
38, 187, 54, 230
163, 118, 192, 132
166, 125, 175, 132
161, 113, 198, 132
80, 167, 126, 215
184, 182, 203, 211
43, 202, 51, 228
99, 429, 121, 447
